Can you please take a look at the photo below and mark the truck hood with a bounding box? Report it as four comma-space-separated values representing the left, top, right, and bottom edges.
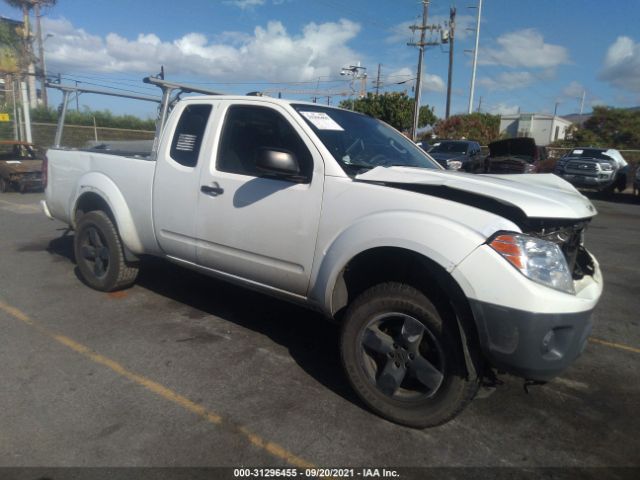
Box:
488, 137, 536, 158
429, 152, 466, 161
355, 167, 597, 220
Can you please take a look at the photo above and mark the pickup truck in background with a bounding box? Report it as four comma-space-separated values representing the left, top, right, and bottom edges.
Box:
555, 147, 629, 193
42, 77, 603, 428
484, 137, 553, 174
427, 140, 484, 172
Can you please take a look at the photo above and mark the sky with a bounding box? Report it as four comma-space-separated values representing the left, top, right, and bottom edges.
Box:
1, 0, 640, 120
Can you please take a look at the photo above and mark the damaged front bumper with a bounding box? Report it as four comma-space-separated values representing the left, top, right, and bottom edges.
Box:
452, 245, 603, 382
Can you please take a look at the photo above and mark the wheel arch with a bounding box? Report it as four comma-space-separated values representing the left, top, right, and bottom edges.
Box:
72, 173, 143, 255
330, 246, 484, 378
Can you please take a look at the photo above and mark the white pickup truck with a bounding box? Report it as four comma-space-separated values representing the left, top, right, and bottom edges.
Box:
42, 79, 603, 428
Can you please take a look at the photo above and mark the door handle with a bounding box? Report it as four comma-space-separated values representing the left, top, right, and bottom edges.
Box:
200, 182, 224, 196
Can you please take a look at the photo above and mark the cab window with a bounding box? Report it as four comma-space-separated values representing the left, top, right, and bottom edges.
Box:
169, 104, 212, 167
217, 105, 312, 181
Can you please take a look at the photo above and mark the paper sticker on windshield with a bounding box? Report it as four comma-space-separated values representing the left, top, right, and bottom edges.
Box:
6, 160, 21, 164
572, 149, 583, 154
300, 111, 344, 131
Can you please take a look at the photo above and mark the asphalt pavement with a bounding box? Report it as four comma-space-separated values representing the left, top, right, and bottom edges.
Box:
0, 191, 638, 478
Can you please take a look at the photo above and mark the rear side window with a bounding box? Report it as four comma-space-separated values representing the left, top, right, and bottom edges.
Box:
217, 105, 312, 179
170, 104, 212, 167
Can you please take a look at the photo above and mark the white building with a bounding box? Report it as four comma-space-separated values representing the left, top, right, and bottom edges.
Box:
499, 113, 574, 146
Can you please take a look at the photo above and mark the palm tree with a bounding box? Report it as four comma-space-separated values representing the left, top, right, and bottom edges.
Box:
3, 0, 57, 107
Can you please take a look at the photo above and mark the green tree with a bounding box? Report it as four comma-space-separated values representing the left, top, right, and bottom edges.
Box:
574, 106, 640, 149
30, 105, 156, 131
3, 1, 57, 11
338, 92, 437, 132
432, 113, 500, 145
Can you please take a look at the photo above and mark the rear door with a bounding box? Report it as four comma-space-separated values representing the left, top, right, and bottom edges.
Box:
195, 101, 324, 296
153, 102, 215, 262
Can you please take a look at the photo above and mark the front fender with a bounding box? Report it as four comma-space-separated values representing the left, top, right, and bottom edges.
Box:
71, 171, 144, 254
309, 210, 515, 315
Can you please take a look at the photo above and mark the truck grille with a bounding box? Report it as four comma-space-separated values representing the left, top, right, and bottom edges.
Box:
566, 160, 597, 174
529, 222, 591, 279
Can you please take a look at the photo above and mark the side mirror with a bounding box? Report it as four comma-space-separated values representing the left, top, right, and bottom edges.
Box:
256, 148, 306, 182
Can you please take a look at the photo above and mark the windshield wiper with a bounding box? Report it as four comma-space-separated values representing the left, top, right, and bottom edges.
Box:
343, 162, 374, 169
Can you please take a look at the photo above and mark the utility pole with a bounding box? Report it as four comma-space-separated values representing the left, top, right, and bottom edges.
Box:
408, 1, 440, 141
340, 63, 367, 110
445, 6, 456, 119
467, 0, 483, 114
409, 1, 429, 141
477, 95, 482, 113
374, 64, 382, 95
34, 2, 47, 108
579, 90, 586, 116
554, 101, 559, 116
75, 80, 80, 112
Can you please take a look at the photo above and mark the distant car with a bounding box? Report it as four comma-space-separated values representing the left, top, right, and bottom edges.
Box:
416, 140, 432, 152
484, 138, 550, 174
427, 140, 483, 172
554, 147, 628, 193
0, 141, 44, 193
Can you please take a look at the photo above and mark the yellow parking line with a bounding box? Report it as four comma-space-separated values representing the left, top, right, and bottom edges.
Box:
0, 300, 315, 468
590, 337, 640, 354
0, 198, 41, 212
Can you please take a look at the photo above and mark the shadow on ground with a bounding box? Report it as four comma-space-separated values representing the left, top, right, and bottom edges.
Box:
45, 233, 361, 409
583, 190, 640, 205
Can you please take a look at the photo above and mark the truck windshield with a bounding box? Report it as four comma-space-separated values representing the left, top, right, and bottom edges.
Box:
431, 141, 468, 154
292, 104, 440, 174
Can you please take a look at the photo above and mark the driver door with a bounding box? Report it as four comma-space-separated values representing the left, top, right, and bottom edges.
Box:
195, 101, 324, 296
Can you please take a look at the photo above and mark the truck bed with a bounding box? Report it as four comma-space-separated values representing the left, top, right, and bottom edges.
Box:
45, 148, 158, 254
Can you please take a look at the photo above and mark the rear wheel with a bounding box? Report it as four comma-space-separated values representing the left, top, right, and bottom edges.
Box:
340, 282, 479, 428
74, 211, 139, 291
0, 177, 9, 193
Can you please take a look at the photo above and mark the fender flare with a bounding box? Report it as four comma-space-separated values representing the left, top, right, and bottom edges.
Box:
308, 211, 498, 315
70, 171, 144, 254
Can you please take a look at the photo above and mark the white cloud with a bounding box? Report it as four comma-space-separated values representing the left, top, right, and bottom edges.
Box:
562, 80, 584, 98
385, 21, 414, 45
42, 17, 363, 83
487, 102, 519, 115
599, 36, 640, 92
479, 29, 569, 69
386, 67, 445, 93
422, 73, 445, 92
478, 68, 555, 91
478, 71, 536, 91
224, 0, 266, 10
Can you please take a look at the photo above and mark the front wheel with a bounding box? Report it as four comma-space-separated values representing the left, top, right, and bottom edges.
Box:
74, 210, 139, 291
0, 177, 9, 193
341, 283, 479, 428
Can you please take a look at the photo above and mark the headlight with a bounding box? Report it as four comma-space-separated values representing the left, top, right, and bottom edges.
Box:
447, 159, 462, 170
489, 233, 575, 294
599, 162, 613, 171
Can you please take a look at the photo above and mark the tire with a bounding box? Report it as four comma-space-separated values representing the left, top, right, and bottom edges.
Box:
74, 211, 139, 291
0, 177, 9, 193
341, 282, 479, 428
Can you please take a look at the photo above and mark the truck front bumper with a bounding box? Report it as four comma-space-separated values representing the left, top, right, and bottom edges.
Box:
452, 245, 602, 382
468, 300, 593, 381
558, 172, 614, 190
